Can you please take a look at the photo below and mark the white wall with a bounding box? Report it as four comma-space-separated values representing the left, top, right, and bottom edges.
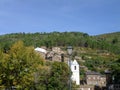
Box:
70, 60, 80, 85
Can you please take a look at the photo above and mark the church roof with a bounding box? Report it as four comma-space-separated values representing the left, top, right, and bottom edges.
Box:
71, 60, 79, 65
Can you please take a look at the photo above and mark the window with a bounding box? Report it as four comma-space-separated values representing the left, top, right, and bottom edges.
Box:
74, 66, 76, 70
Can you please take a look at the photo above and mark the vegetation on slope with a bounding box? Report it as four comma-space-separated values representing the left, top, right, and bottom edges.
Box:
0, 31, 120, 54
0, 31, 120, 87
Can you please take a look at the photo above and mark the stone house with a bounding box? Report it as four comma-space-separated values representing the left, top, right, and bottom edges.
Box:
85, 71, 106, 86
34, 47, 47, 59
52, 47, 62, 54
35, 47, 65, 62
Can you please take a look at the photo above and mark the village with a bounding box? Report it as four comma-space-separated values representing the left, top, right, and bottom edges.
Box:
34, 46, 119, 90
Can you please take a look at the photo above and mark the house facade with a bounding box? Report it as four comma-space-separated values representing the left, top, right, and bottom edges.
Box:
85, 71, 106, 86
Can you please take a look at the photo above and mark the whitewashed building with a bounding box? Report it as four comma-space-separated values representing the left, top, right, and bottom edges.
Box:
69, 59, 80, 85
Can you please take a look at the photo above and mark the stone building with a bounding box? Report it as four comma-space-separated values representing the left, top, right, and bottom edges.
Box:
52, 47, 62, 54
34, 47, 47, 59
85, 71, 106, 86
35, 47, 66, 62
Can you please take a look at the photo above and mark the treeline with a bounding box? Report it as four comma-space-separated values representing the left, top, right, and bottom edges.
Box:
0, 32, 120, 54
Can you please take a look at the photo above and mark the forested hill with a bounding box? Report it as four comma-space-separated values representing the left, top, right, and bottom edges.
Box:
0, 31, 120, 54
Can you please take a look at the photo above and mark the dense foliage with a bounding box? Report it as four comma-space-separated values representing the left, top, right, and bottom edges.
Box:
110, 58, 120, 84
0, 41, 70, 90
36, 62, 69, 90
0, 32, 120, 54
0, 41, 44, 89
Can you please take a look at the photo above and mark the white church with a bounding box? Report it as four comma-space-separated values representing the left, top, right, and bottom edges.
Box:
69, 60, 80, 85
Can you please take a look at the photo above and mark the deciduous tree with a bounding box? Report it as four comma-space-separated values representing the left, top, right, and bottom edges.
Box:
0, 41, 44, 89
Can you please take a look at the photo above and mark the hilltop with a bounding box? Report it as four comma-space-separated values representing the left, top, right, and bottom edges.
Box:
0, 31, 119, 73
95, 32, 120, 50
0, 31, 120, 54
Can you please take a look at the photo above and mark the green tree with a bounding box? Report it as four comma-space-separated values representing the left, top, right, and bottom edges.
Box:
0, 41, 44, 89
112, 38, 118, 44
35, 66, 51, 90
111, 58, 120, 84
36, 61, 69, 90
49, 62, 69, 90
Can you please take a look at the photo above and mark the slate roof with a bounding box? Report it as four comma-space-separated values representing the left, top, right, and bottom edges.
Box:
86, 71, 101, 75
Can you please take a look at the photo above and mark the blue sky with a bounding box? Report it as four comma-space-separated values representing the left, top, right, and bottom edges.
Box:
0, 0, 120, 35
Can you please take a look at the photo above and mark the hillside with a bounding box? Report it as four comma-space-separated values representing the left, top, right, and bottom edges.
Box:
96, 32, 120, 48
0, 31, 120, 81
94, 32, 120, 54
0, 31, 120, 54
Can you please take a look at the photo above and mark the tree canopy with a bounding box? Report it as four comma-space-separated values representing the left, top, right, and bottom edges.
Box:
0, 41, 44, 89
0, 32, 120, 54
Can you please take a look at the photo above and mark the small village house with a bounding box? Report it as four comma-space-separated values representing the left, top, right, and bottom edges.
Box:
85, 71, 106, 86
